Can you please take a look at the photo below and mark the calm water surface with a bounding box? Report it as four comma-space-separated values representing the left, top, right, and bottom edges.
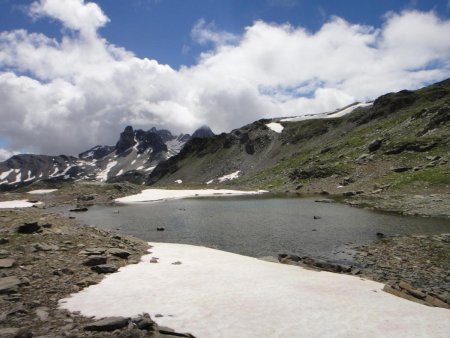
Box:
62, 196, 450, 263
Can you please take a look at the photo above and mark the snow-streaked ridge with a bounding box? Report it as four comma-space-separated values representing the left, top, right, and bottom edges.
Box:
281, 102, 373, 122
60, 243, 450, 338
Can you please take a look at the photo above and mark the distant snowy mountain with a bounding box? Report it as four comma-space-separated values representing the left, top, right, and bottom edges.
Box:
0, 125, 214, 190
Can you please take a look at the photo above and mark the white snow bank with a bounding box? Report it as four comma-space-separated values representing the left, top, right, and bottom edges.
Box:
281, 102, 373, 122
0, 200, 38, 209
265, 122, 284, 133
217, 170, 240, 182
115, 188, 266, 203
60, 243, 450, 338
27, 189, 58, 194
96, 160, 118, 182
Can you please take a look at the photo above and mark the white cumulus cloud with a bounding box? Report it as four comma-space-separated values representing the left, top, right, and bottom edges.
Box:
0, 0, 449, 158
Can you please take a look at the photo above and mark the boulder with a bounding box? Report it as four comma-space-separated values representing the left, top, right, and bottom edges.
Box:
91, 264, 118, 274
368, 139, 382, 152
69, 207, 88, 212
84, 317, 129, 331
0, 276, 21, 294
17, 222, 41, 234
108, 248, 131, 259
0, 258, 15, 268
82, 256, 107, 267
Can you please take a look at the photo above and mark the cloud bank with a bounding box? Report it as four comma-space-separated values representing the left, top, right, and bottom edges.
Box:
0, 0, 449, 159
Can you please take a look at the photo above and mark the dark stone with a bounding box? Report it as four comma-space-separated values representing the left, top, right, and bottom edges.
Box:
91, 264, 118, 274
368, 139, 382, 152
376, 232, 385, 239
132, 314, 155, 330
84, 317, 129, 331
82, 256, 107, 266
14, 328, 33, 338
17, 222, 41, 234
391, 166, 412, 173
157, 227, 165, 231
77, 195, 95, 201
289, 166, 337, 180
313, 216, 321, 220
0, 238, 9, 244
70, 207, 88, 212
108, 248, 131, 259
342, 191, 356, 197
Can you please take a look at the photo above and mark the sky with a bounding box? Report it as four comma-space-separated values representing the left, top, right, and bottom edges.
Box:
0, 0, 449, 159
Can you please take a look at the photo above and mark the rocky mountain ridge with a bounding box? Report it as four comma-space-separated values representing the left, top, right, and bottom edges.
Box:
0, 126, 213, 190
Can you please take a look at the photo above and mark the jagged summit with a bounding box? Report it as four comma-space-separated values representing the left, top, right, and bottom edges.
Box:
0, 125, 192, 190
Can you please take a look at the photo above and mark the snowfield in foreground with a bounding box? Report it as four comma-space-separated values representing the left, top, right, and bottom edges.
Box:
60, 243, 450, 338
0, 200, 39, 209
115, 188, 266, 203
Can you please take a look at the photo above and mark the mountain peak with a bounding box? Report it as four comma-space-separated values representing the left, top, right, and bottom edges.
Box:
192, 125, 215, 139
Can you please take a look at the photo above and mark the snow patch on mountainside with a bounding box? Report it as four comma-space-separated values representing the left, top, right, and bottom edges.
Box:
266, 122, 284, 133
60, 243, 450, 338
218, 170, 241, 182
96, 160, 118, 182
115, 188, 266, 203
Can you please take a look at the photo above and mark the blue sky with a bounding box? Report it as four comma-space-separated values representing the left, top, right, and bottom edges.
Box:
0, 0, 449, 158
1, 0, 449, 68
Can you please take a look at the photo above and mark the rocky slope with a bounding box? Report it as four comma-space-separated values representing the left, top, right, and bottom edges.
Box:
147, 79, 450, 201
0, 126, 213, 191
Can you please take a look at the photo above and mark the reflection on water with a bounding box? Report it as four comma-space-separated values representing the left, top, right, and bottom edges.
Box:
60, 196, 450, 263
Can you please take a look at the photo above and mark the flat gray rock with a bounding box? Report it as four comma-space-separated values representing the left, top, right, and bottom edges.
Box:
84, 317, 129, 331
108, 248, 131, 259
0, 258, 15, 268
0, 276, 21, 294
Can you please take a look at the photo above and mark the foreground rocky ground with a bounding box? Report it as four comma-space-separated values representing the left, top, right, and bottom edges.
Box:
0, 208, 194, 337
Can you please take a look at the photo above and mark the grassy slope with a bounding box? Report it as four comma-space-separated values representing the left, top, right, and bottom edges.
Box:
149, 79, 450, 195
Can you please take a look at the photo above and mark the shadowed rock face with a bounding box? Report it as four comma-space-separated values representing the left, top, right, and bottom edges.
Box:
115, 126, 136, 154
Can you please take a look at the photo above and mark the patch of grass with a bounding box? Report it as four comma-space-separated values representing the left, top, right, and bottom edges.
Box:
381, 165, 450, 189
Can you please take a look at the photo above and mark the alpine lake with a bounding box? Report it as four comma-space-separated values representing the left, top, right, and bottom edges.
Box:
58, 195, 450, 264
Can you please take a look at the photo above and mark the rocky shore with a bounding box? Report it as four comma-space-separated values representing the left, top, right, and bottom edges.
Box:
279, 233, 450, 310
0, 207, 194, 337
